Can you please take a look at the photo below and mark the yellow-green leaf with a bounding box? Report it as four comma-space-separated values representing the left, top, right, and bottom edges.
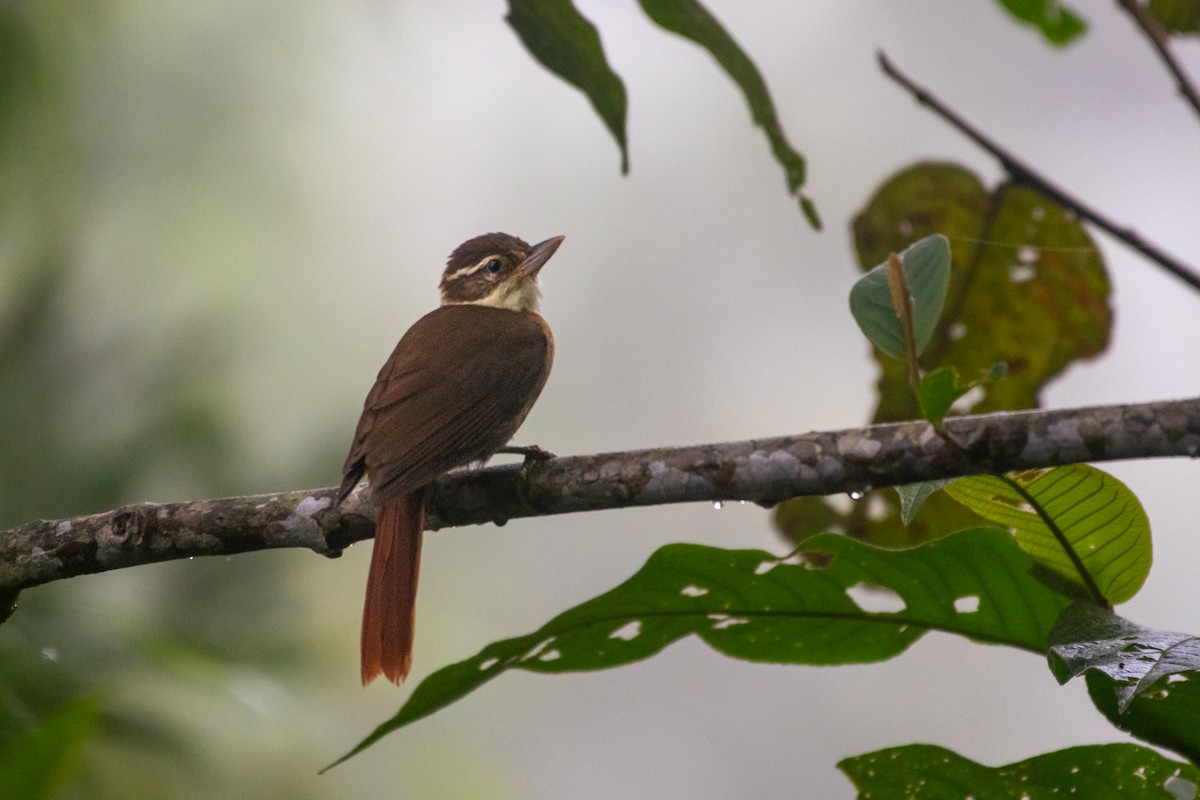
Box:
945, 465, 1152, 605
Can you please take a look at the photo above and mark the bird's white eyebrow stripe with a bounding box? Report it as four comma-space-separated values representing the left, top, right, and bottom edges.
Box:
443, 256, 500, 283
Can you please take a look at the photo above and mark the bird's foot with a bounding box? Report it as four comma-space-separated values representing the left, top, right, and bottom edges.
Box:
497, 444, 555, 513
497, 444, 556, 467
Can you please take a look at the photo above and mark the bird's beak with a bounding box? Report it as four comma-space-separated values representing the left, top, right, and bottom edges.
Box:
517, 236, 565, 277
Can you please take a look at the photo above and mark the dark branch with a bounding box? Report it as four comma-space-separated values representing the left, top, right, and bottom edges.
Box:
1115, 0, 1200, 123
3, 397, 1198, 594
878, 51, 1200, 294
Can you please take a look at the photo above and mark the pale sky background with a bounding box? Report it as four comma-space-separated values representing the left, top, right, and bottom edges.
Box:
13, 1, 1200, 797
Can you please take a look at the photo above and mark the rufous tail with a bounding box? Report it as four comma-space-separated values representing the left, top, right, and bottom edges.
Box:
361, 489, 425, 685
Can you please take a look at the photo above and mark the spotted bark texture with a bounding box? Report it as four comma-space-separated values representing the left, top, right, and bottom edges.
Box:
2, 397, 1197, 596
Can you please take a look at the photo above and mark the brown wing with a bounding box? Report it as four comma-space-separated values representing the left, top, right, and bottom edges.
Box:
339, 304, 553, 505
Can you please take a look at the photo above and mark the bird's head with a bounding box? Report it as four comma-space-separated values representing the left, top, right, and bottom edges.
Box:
439, 233, 565, 312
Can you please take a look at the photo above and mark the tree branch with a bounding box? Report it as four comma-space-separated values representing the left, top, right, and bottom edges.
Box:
1115, 0, 1200, 124
878, 51, 1200, 294
3, 397, 1198, 594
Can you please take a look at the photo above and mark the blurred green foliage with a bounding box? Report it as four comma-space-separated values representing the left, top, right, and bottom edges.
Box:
992, 0, 1088, 45
0, 5, 310, 797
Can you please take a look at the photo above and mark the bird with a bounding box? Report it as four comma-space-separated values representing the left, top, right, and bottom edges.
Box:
337, 232, 564, 685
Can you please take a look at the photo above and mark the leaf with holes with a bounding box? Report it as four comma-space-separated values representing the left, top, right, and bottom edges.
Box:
1048, 602, 1200, 711
945, 465, 1152, 605
849, 235, 951, 361
1085, 671, 1200, 765
1049, 602, 1200, 763
780, 163, 1114, 554
839, 742, 1199, 799
506, 0, 629, 172
852, 162, 1111, 424
324, 528, 1067, 768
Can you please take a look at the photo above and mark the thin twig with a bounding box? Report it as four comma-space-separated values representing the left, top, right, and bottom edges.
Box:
2, 396, 1198, 594
878, 51, 1200, 294
1116, 0, 1200, 123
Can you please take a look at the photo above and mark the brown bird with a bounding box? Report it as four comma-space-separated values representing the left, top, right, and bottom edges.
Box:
337, 232, 563, 685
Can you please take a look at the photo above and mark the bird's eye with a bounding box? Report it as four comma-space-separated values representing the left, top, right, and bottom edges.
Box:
484, 258, 503, 274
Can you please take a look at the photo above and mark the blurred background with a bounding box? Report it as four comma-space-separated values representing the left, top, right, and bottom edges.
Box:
2, 1, 1199, 797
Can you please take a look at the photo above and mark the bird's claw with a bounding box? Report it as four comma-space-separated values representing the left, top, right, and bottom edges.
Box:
497, 444, 556, 468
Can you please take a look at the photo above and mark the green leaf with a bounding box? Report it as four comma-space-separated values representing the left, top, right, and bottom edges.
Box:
849, 234, 951, 361
1085, 671, 1200, 766
946, 466, 1152, 605
1150, 0, 1200, 34
636, 0, 818, 226
804, 163, 1111, 554
1048, 602, 1200, 712
992, 0, 1089, 46
0, 699, 100, 800
918, 365, 965, 423
896, 479, 954, 525
506, 0, 629, 173
326, 528, 1067, 768
840, 742, 1200, 799
918, 364, 1008, 424
1048, 603, 1200, 763
853, 163, 1112, 425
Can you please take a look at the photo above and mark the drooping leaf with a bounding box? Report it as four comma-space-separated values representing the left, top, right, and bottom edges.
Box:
636, 0, 819, 227
1150, 0, 1200, 34
849, 235, 951, 361
946, 466, 1152, 605
505, 0, 629, 172
1049, 603, 1200, 763
896, 479, 955, 525
991, 0, 1089, 45
0, 699, 100, 800
839, 742, 1200, 799
326, 528, 1067, 768
1048, 602, 1200, 712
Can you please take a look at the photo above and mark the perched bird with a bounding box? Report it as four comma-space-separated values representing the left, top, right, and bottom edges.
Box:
337, 232, 564, 684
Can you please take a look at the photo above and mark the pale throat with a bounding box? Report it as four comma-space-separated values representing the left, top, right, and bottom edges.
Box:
442, 277, 542, 313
